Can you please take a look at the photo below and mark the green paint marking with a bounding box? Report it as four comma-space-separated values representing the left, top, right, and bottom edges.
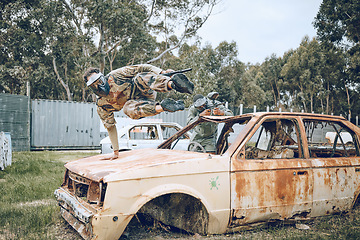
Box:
209, 176, 220, 190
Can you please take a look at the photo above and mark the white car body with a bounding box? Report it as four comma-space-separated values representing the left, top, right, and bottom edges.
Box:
100, 122, 191, 153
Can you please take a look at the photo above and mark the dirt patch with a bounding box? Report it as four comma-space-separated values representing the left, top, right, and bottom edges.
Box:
0, 229, 16, 240
48, 222, 83, 240
52, 206, 360, 239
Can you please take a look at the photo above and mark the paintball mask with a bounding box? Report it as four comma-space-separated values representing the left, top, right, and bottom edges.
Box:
193, 94, 207, 111
87, 73, 110, 97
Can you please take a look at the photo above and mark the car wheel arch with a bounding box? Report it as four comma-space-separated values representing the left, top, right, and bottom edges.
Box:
351, 184, 360, 208
129, 184, 211, 234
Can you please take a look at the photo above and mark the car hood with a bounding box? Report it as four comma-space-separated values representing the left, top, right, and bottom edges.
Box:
64, 149, 228, 182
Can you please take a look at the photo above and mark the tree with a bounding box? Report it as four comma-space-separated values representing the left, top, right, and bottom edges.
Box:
143, 0, 221, 64
314, 0, 360, 46
1, 0, 221, 102
0, 0, 45, 96
213, 41, 245, 107
239, 65, 267, 108
258, 54, 283, 109
281, 37, 324, 113
314, 0, 360, 116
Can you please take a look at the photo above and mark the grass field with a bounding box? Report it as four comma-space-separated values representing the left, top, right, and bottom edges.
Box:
1, 151, 360, 240
0, 151, 98, 240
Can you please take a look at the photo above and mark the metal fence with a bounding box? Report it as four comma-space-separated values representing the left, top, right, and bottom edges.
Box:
3, 92, 360, 151
31, 99, 100, 150
31, 99, 189, 150
0, 93, 30, 151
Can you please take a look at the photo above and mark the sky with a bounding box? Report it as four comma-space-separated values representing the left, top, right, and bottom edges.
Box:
196, 0, 323, 64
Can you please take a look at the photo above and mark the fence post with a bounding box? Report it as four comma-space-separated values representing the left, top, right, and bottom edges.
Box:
356, 116, 359, 126
253, 105, 256, 113
266, 106, 269, 112
239, 104, 243, 115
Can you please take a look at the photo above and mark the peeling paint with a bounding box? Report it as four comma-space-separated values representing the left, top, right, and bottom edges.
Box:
54, 112, 360, 239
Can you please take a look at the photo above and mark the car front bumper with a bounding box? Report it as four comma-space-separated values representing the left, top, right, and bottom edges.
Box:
54, 187, 94, 239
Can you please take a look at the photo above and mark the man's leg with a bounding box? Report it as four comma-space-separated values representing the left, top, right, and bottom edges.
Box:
123, 99, 159, 119
97, 106, 120, 159
132, 72, 194, 95
130, 73, 185, 114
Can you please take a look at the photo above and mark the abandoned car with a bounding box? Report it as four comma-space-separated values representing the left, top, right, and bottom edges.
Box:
100, 122, 191, 154
54, 112, 360, 239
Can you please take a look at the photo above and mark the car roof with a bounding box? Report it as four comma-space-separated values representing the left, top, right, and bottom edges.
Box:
202, 112, 347, 123
125, 122, 181, 126
116, 122, 182, 134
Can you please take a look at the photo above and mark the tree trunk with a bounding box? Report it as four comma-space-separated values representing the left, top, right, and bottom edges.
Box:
99, 23, 106, 73
345, 84, 351, 118
271, 86, 278, 108
326, 81, 329, 114
53, 57, 72, 101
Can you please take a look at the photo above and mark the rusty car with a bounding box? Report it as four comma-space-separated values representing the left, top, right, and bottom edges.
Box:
54, 112, 360, 239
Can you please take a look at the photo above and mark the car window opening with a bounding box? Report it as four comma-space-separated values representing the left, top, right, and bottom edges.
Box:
243, 118, 302, 160
303, 119, 359, 158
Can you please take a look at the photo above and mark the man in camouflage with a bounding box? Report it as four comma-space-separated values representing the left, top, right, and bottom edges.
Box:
83, 64, 194, 160
187, 93, 233, 153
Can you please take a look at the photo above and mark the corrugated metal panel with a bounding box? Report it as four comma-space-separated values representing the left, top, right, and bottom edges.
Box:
0, 93, 30, 151
31, 99, 100, 149
146, 110, 188, 127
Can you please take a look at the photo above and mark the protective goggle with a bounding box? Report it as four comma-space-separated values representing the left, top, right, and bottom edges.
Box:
193, 97, 207, 108
87, 73, 110, 97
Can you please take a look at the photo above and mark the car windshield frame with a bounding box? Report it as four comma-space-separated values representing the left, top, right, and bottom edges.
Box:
158, 114, 253, 155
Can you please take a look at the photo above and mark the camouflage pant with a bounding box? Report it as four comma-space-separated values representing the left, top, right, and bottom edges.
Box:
192, 136, 217, 152
98, 72, 171, 129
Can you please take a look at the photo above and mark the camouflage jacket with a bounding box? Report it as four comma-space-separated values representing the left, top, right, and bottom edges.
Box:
96, 64, 162, 112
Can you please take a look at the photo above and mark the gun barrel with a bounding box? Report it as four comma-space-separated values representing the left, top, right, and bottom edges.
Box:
162, 68, 192, 77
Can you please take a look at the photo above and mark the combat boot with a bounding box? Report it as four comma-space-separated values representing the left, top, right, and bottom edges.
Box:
160, 98, 185, 112
170, 73, 194, 94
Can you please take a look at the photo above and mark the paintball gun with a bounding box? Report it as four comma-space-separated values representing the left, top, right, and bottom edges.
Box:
206, 91, 223, 110
205, 101, 223, 110
161, 68, 192, 77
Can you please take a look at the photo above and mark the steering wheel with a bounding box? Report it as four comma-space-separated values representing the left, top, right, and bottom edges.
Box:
188, 142, 206, 153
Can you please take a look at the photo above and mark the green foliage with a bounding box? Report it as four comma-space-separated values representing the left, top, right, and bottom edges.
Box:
314, 0, 360, 45
1, 0, 360, 118
280, 36, 324, 113
162, 41, 245, 108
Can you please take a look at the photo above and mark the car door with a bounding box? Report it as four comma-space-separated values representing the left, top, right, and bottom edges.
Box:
301, 118, 360, 217
229, 116, 313, 227
127, 124, 161, 149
